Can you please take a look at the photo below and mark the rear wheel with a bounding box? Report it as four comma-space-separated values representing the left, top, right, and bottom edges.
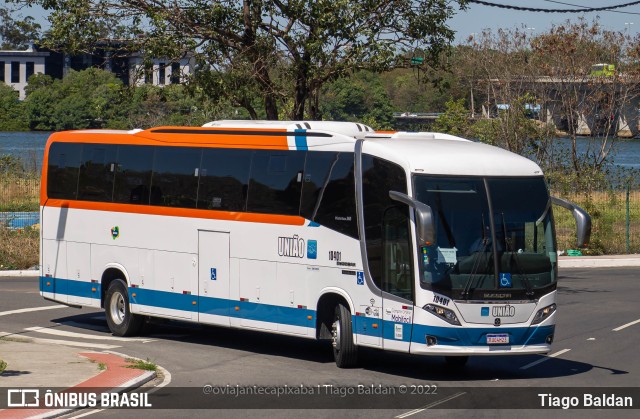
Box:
332, 303, 358, 368
105, 279, 143, 337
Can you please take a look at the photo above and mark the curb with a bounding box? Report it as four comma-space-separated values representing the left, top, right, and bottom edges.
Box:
559, 257, 640, 268
0, 270, 39, 277
0, 352, 156, 419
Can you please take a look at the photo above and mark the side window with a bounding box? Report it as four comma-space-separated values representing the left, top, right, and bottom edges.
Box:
113, 145, 154, 204
151, 147, 201, 208
198, 148, 252, 211
362, 155, 408, 289
247, 150, 306, 215
300, 152, 357, 238
47, 142, 83, 200
77, 144, 117, 202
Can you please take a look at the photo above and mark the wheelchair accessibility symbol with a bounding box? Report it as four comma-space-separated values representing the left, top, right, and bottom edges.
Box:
499, 273, 512, 288
356, 271, 365, 285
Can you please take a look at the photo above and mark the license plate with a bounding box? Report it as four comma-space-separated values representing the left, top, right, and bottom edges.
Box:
487, 333, 509, 344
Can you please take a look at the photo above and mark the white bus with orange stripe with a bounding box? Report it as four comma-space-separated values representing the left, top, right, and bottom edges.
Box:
39, 120, 590, 368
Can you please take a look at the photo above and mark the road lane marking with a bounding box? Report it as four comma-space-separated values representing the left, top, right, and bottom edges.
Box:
0, 305, 65, 317
395, 392, 466, 418
0, 332, 120, 349
613, 318, 640, 332
24, 326, 155, 343
519, 348, 571, 370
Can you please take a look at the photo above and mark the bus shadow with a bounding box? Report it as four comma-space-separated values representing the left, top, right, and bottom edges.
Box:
51, 312, 626, 382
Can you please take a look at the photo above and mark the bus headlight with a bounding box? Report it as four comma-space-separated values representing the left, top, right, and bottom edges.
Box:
531, 303, 556, 325
423, 304, 461, 325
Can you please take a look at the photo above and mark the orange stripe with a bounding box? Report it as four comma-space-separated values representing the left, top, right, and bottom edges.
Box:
43, 199, 306, 226
45, 127, 290, 149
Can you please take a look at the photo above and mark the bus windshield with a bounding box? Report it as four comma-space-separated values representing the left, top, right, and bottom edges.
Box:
414, 176, 557, 300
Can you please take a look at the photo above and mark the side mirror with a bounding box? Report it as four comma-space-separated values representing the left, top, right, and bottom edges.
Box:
551, 196, 592, 248
389, 191, 436, 245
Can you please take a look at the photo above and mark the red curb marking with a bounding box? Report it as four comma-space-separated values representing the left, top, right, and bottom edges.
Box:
0, 352, 151, 419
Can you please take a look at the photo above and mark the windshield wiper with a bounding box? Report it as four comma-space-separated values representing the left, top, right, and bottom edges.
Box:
461, 214, 490, 299
501, 213, 535, 299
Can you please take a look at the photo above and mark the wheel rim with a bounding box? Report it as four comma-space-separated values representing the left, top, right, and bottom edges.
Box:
109, 291, 126, 325
332, 317, 341, 350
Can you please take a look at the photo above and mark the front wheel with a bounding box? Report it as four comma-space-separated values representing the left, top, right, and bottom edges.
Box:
105, 279, 143, 337
332, 303, 358, 368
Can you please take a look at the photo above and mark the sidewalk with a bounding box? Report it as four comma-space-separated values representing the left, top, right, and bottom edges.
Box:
0, 340, 156, 418
558, 253, 640, 268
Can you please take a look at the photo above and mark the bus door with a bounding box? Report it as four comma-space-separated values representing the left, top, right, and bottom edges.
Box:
381, 206, 414, 352
198, 230, 230, 326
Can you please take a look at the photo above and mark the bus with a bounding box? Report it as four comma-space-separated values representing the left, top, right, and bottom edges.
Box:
39, 121, 590, 368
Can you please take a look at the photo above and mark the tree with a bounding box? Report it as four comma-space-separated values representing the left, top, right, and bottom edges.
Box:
432, 98, 472, 136
320, 71, 394, 129
0, 84, 28, 131
23, 69, 126, 130
455, 19, 640, 185
13, 0, 465, 120
0, 6, 41, 49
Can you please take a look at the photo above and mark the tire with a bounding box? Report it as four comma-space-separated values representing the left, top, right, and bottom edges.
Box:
105, 279, 143, 337
332, 303, 358, 368
445, 356, 469, 368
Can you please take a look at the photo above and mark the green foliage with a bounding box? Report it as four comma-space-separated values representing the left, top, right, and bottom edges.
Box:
122, 84, 232, 129
0, 84, 28, 131
23, 69, 126, 130
0, 6, 41, 49
0, 359, 6, 374
432, 99, 471, 136
320, 71, 394, 129
26, 0, 461, 120
125, 358, 157, 371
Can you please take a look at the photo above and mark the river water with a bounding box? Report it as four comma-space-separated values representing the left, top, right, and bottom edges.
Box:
2, 131, 640, 171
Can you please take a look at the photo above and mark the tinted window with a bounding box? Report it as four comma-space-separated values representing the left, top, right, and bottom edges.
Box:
113, 145, 154, 204
0, 62, 4, 82
47, 142, 83, 200
301, 152, 357, 238
247, 150, 306, 215
77, 144, 117, 202
362, 155, 408, 288
10, 62, 19, 83
26, 62, 34, 80
198, 148, 252, 211
151, 147, 201, 208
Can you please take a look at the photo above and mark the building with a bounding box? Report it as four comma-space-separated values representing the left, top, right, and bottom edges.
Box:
0, 44, 49, 99
0, 42, 195, 99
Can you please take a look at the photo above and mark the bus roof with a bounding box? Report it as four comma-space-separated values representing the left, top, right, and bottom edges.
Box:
46, 121, 542, 177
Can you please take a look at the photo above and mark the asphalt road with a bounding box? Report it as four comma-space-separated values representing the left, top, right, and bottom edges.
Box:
0, 267, 638, 418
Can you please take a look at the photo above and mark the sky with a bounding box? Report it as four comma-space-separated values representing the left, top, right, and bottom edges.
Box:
3, 0, 640, 44
450, 0, 640, 42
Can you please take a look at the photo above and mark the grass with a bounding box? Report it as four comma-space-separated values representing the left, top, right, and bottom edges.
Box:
552, 189, 640, 255
0, 225, 39, 270
98, 362, 107, 371
0, 359, 6, 374
0, 176, 40, 212
125, 358, 157, 371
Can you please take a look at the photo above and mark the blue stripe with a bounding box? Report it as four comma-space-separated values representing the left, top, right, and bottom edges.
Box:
354, 315, 382, 337
308, 221, 321, 227
40, 277, 100, 299
41, 276, 552, 345
411, 323, 555, 346
294, 129, 308, 150
42, 276, 315, 328
130, 287, 198, 312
